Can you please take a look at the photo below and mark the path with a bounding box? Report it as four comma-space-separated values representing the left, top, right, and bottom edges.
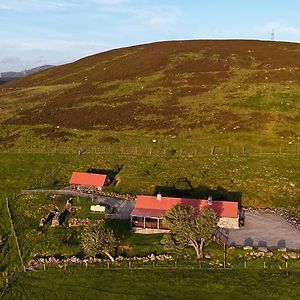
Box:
228, 212, 300, 249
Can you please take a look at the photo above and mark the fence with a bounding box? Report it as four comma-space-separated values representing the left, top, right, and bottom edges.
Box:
4, 198, 24, 271
26, 256, 296, 273
2, 143, 300, 158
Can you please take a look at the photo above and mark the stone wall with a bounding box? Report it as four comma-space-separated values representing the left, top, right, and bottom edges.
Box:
218, 217, 239, 229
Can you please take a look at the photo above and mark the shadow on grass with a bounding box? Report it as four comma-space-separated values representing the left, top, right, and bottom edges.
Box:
87, 168, 117, 182
154, 179, 242, 206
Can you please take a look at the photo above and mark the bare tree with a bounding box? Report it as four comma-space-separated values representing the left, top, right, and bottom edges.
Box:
81, 225, 118, 261
162, 205, 218, 262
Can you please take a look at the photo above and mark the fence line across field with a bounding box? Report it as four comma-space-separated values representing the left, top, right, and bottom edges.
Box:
4, 143, 300, 157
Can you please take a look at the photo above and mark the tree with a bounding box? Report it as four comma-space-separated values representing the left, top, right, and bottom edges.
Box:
81, 225, 118, 261
161, 205, 218, 262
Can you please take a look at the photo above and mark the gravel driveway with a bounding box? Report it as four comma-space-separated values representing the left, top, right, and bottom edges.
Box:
94, 196, 135, 219
228, 212, 300, 249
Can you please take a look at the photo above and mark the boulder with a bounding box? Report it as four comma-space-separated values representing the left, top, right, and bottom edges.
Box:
258, 247, 268, 252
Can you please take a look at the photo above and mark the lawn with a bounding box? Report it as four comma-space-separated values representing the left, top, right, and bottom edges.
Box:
3, 267, 300, 300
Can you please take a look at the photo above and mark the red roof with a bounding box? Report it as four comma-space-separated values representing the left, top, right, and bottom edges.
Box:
69, 172, 107, 188
131, 195, 238, 219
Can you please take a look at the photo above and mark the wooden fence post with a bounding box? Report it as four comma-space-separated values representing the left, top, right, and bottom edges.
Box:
223, 243, 227, 268
211, 146, 216, 155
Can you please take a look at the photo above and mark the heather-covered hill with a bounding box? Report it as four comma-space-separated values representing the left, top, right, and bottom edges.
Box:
0, 40, 300, 136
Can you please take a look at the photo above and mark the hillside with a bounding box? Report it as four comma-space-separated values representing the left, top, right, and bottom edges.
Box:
0, 40, 299, 137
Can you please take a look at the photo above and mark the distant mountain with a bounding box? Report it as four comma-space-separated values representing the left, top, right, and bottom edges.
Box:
0, 65, 54, 84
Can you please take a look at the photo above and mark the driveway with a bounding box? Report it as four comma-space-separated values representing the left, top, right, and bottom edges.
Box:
228, 212, 300, 250
94, 196, 135, 219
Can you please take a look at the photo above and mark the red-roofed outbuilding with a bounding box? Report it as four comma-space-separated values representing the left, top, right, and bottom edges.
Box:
131, 195, 239, 233
69, 172, 109, 191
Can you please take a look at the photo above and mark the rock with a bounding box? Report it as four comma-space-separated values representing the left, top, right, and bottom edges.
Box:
258, 247, 268, 252
278, 248, 287, 252
243, 246, 253, 250
150, 254, 155, 261
289, 252, 298, 259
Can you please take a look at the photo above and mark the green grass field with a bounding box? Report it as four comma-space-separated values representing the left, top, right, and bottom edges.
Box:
3, 267, 300, 300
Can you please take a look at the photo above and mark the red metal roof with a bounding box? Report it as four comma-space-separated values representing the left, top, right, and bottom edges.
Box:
131, 195, 238, 219
69, 172, 107, 188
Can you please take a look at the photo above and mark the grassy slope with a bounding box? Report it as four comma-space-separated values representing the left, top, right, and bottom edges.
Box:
3, 267, 300, 300
0, 40, 299, 208
0, 40, 299, 136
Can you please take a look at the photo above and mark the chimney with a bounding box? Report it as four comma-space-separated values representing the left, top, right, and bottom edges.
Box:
157, 193, 162, 201
208, 195, 213, 206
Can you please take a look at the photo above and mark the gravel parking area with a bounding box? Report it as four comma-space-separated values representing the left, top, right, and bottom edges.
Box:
228, 212, 300, 249
95, 196, 135, 219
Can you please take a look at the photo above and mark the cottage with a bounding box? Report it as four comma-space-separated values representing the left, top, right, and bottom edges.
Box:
69, 172, 110, 192
131, 194, 239, 233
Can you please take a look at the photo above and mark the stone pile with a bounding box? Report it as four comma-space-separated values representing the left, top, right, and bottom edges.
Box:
51, 211, 60, 227
97, 191, 135, 201
239, 249, 300, 260
39, 209, 58, 227
245, 207, 300, 229
68, 217, 103, 227
281, 252, 300, 259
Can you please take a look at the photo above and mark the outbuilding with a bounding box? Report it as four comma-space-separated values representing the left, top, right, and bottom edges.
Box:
131, 194, 239, 233
69, 172, 110, 192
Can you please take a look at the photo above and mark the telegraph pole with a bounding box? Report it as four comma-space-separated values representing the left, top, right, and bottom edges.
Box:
271, 29, 275, 41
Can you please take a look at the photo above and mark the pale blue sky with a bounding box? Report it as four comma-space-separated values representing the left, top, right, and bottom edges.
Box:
1, 0, 300, 71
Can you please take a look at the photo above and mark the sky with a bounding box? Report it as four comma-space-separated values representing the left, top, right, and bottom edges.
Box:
1, 0, 300, 72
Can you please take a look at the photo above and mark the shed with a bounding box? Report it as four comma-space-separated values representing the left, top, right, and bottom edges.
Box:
69, 172, 109, 191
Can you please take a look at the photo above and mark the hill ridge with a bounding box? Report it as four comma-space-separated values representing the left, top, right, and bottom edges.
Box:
0, 39, 300, 137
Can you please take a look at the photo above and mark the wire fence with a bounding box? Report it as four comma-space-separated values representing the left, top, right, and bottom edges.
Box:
2, 143, 300, 158
26, 257, 297, 273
